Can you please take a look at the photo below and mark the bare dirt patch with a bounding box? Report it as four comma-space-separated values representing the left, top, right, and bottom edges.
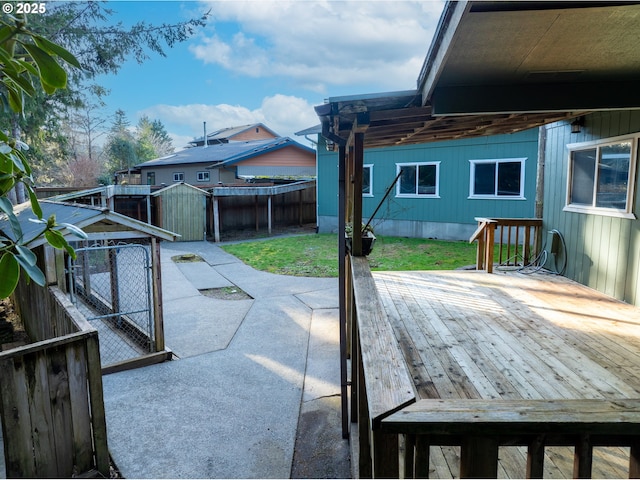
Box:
200, 286, 253, 301
0, 297, 29, 350
171, 253, 205, 263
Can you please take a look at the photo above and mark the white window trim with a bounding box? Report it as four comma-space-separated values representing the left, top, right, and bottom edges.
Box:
173, 172, 184, 182
468, 157, 526, 200
197, 171, 210, 182
564, 133, 638, 219
395, 161, 441, 198
363, 164, 374, 197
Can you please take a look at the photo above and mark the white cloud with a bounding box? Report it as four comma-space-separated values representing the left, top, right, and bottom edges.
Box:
192, 0, 444, 92
138, 94, 320, 149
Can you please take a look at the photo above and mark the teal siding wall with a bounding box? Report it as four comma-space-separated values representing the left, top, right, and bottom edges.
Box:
542, 110, 640, 305
317, 129, 539, 237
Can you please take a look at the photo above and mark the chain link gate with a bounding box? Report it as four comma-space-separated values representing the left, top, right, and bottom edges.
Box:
68, 243, 155, 367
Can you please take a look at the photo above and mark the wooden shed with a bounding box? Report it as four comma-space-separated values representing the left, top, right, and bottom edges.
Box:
152, 182, 209, 241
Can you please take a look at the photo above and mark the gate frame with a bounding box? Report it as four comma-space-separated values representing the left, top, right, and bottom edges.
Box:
68, 242, 157, 367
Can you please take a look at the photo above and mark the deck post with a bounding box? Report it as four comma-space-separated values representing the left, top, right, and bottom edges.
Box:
404, 434, 416, 478
526, 434, 545, 478
372, 431, 400, 478
338, 144, 349, 439
485, 223, 495, 273
630, 440, 640, 478
573, 434, 593, 478
459, 436, 499, 478
415, 435, 431, 479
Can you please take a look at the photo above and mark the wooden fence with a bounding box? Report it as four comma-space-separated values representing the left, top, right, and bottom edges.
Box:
0, 286, 109, 478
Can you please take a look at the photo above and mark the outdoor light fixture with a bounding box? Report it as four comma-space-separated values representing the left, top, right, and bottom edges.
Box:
571, 116, 585, 134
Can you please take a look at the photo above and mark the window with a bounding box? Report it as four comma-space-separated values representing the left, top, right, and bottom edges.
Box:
363, 164, 373, 196
469, 158, 525, 198
396, 162, 440, 197
565, 135, 637, 218
173, 172, 184, 182
197, 171, 210, 182
147, 172, 155, 185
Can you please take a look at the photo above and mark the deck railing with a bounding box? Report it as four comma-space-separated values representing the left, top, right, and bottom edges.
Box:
470, 217, 543, 273
381, 398, 640, 479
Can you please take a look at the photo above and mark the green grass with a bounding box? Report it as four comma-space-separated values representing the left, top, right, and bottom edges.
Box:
221, 234, 479, 277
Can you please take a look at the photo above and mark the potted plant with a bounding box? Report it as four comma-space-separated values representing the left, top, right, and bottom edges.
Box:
345, 222, 376, 256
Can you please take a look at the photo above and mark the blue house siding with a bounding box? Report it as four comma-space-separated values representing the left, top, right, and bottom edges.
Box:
542, 110, 640, 306
317, 128, 539, 240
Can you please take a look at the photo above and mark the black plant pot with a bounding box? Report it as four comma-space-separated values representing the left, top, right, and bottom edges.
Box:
345, 233, 376, 256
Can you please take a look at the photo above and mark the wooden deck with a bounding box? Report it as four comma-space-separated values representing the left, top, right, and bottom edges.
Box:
370, 269, 640, 478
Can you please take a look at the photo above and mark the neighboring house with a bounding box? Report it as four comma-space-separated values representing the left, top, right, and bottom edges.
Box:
307, 125, 540, 240
136, 126, 316, 186
208, 137, 316, 181
190, 123, 279, 146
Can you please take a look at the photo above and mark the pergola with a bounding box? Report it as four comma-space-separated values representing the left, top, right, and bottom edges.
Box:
315, 0, 640, 439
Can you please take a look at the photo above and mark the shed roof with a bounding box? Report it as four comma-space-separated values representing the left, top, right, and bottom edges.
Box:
316, 1, 640, 149
207, 137, 315, 170
1, 200, 178, 246
151, 182, 211, 197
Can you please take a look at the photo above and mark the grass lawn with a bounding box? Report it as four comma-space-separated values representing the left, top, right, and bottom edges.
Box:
221, 233, 478, 277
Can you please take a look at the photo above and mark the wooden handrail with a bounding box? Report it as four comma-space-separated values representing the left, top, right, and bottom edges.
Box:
382, 398, 640, 479
470, 218, 542, 273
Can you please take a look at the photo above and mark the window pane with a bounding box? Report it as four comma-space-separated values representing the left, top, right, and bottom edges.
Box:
399, 166, 416, 194
497, 162, 521, 196
363, 166, 371, 194
474, 163, 496, 195
570, 149, 596, 205
417, 164, 436, 194
596, 142, 631, 209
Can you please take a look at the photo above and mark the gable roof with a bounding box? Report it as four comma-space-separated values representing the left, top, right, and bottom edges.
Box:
207, 137, 315, 170
316, 1, 640, 149
1, 200, 179, 246
189, 123, 280, 145
136, 139, 278, 169
151, 181, 211, 197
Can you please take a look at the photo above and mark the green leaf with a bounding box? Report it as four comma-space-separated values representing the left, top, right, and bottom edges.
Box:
14, 252, 45, 287
0, 253, 20, 298
0, 197, 22, 239
58, 222, 87, 240
44, 229, 66, 249
15, 244, 37, 266
22, 43, 68, 90
26, 186, 42, 218
33, 35, 81, 69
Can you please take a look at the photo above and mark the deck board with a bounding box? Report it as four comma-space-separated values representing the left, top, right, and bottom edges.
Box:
372, 270, 640, 478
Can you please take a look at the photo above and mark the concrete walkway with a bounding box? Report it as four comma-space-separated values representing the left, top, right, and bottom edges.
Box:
101, 241, 351, 478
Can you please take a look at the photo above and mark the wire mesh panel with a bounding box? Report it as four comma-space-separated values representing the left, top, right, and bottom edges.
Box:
68, 243, 155, 367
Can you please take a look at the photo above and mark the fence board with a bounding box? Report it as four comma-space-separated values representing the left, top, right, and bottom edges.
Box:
66, 343, 94, 474
0, 357, 36, 477
49, 346, 74, 477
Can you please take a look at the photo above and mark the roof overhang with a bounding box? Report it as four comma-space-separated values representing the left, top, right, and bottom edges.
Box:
316, 1, 640, 149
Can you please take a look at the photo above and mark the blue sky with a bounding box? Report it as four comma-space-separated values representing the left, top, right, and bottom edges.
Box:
92, 1, 445, 149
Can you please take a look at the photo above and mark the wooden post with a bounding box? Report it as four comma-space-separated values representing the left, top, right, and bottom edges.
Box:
573, 434, 593, 479
629, 440, 640, 478
213, 196, 221, 242
485, 223, 495, 274
373, 431, 400, 478
255, 195, 259, 232
352, 133, 364, 256
86, 333, 110, 477
460, 436, 499, 478
415, 435, 431, 479
268, 194, 272, 235
527, 435, 545, 478
338, 144, 349, 439
151, 237, 165, 352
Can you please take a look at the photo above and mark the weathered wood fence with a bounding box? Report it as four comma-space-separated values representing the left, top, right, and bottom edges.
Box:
0, 286, 109, 478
